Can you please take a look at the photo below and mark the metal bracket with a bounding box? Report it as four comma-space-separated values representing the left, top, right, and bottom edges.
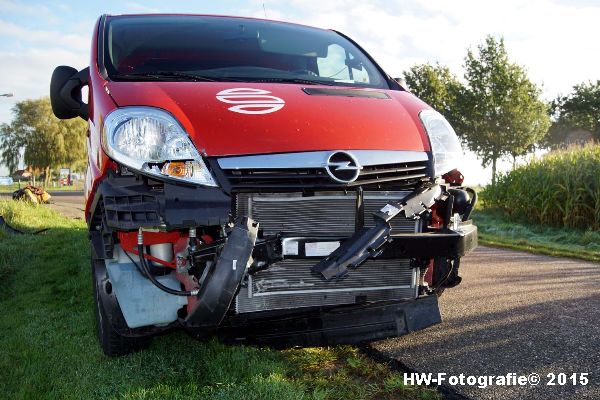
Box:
372, 185, 442, 222
312, 185, 443, 280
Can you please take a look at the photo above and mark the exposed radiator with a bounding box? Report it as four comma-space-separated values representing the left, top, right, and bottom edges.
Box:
236, 258, 417, 313
236, 191, 419, 236
234, 191, 420, 314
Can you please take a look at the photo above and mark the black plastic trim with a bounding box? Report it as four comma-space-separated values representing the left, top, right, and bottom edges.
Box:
252, 223, 476, 262
89, 171, 231, 230
216, 295, 441, 347
97, 15, 109, 79
302, 87, 391, 99
185, 217, 258, 329
383, 223, 478, 258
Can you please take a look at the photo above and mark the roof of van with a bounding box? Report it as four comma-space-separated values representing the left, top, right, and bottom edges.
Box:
103, 13, 331, 33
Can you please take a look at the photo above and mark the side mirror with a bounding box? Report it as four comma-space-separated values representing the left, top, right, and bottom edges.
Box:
50, 66, 89, 120
393, 77, 409, 92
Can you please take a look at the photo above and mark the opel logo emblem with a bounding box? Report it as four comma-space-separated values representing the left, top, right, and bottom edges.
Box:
325, 151, 361, 183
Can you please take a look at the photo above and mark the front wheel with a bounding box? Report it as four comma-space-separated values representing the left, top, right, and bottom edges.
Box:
91, 242, 152, 356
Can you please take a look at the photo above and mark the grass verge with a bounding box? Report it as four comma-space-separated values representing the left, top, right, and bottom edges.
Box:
475, 207, 600, 262
0, 183, 84, 193
0, 200, 437, 400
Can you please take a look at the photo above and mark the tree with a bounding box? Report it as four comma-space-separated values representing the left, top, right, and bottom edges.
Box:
0, 122, 23, 174
547, 80, 600, 146
459, 36, 551, 184
403, 63, 464, 127
0, 97, 87, 186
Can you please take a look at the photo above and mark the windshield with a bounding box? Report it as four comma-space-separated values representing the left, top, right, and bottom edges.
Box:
103, 15, 390, 89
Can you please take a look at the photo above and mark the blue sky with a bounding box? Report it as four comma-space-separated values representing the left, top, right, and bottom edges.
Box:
1, 0, 600, 182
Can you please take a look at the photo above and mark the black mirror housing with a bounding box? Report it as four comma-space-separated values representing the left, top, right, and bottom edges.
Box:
50, 66, 89, 120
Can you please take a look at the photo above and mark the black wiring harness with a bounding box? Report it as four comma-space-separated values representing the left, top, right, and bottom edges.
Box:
136, 228, 199, 297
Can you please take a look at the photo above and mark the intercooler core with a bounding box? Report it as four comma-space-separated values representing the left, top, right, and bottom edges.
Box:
235, 192, 420, 313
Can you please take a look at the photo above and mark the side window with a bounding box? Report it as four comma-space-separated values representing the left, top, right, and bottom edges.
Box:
348, 53, 370, 84
317, 44, 350, 80
317, 44, 370, 83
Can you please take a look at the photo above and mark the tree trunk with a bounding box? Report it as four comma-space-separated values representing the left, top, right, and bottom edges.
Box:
491, 157, 497, 186
512, 154, 517, 169
44, 166, 51, 187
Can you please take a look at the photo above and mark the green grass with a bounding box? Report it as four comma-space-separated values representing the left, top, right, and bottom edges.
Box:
0, 182, 84, 193
0, 200, 437, 400
475, 207, 600, 262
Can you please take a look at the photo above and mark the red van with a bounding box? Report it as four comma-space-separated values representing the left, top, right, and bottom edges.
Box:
50, 14, 477, 356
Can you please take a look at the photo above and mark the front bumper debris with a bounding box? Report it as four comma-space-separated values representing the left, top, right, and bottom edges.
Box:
254, 222, 477, 268
95, 171, 476, 345
382, 222, 477, 258
313, 184, 460, 280
89, 171, 231, 231
184, 217, 258, 329
218, 295, 441, 347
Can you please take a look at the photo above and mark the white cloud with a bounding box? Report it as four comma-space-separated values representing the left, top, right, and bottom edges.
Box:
253, 0, 600, 100
0, 10, 93, 125
123, 2, 162, 14
0, 0, 57, 23
0, 47, 87, 123
0, 20, 89, 51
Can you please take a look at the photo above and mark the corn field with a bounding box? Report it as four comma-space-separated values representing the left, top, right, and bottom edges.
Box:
481, 144, 600, 230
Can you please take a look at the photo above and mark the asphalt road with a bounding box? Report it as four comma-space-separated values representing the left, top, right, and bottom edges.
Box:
372, 246, 600, 400
4, 192, 598, 398
45, 191, 85, 219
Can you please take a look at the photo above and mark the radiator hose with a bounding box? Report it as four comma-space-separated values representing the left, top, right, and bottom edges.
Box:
137, 228, 199, 297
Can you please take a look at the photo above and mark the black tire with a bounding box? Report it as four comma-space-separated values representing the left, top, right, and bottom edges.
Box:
91, 243, 152, 356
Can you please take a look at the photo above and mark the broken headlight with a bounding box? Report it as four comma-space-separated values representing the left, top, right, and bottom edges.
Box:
102, 107, 218, 187
419, 110, 463, 177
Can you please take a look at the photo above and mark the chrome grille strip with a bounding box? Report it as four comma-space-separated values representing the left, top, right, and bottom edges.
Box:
218, 150, 430, 190
218, 150, 428, 170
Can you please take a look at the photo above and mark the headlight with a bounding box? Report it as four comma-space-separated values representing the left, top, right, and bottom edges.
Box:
419, 110, 463, 177
102, 107, 218, 187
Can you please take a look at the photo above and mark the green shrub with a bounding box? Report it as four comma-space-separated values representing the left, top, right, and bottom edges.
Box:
481, 143, 600, 230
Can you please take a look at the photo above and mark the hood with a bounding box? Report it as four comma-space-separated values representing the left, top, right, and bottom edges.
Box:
106, 81, 431, 157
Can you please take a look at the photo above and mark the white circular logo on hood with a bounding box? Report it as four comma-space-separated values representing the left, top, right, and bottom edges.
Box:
216, 88, 285, 115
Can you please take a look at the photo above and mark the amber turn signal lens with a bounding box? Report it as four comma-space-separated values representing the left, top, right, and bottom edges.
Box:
162, 161, 188, 178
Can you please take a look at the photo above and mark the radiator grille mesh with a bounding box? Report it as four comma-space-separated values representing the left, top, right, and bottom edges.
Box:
234, 191, 419, 314
236, 258, 416, 313
236, 191, 418, 236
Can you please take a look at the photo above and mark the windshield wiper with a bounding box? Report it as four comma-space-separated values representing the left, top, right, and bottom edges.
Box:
113, 72, 337, 86
112, 71, 222, 82
243, 77, 337, 86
